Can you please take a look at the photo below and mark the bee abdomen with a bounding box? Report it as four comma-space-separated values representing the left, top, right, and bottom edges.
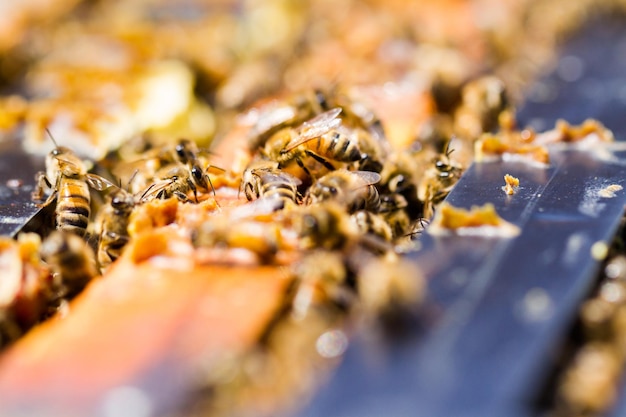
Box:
366, 186, 381, 212
348, 185, 380, 213
57, 180, 90, 236
263, 183, 298, 203
334, 134, 362, 162
319, 132, 362, 163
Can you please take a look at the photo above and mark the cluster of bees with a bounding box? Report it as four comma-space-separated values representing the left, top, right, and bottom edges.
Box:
0, 88, 465, 352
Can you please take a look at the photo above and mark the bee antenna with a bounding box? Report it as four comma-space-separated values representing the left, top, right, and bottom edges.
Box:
140, 183, 156, 201
45, 128, 59, 148
127, 169, 140, 190
443, 139, 456, 158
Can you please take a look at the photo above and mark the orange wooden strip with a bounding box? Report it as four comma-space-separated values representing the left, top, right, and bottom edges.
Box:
0, 234, 291, 415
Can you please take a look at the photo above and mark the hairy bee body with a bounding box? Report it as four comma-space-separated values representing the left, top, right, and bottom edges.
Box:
174, 139, 218, 196
291, 250, 351, 319
242, 161, 301, 209
350, 210, 393, 242
56, 176, 91, 236
97, 188, 136, 271
378, 193, 411, 238
419, 150, 463, 218
33, 146, 112, 237
140, 164, 205, 203
192, 217, 289, 265
298, 129, 363, 164
306, 169, 381, 213
40, 231, 98, 299
294, 202, 360, 251
262, 108, 363, 179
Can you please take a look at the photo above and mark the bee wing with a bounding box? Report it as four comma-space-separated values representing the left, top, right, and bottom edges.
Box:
86, 174, 115, 191
140, 178, 175, 201
246, 103, 298, 133
283, 108, 343, 152
352, 170, 381, 186
260, 171, 302, 186
112, 157, 160, 184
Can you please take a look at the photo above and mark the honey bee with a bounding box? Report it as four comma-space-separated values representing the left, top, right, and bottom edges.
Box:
192, 217, 291, 265
355, 254, 425, 317
140, 149, 222, 204
291, 250, 352, 320
350, 210, 393, 242
139, 165, 199, 202
419, 144, 463, 218
262, 108, 365, 178
96, 187, 137, 272
305, 169, 381, 213
350, 126, 386, 173
114, 139, 220, 200
378, 193, 411, 239
379, 150, 426, 217
40, 230, 98, 300
32, 143, 114, 237
294, 88, 387, 144
294, 202, 360, 251
241, 160, 302, 209
174, 138, 219, 198
111, 142, 178, 196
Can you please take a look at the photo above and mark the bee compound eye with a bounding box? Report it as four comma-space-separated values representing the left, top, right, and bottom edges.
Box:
111, 195, 126, 208
191, 166, 202, 178
175, 144, 186, 159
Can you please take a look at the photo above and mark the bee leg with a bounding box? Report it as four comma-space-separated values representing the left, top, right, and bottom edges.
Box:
37, 190, 58, 209
31, 172, 52, 201
304, 150, 335, 172
205, 173, 217, 197
174, 191, 190, 202
188, 179, 199, 203
294, 157, 313, 179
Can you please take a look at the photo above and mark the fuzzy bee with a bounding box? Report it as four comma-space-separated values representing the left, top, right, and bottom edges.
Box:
418, 144, 463, 218
305, 169, 381, 213
40, 230, 98, 300
96, 187, 137, 272
262, 108, 366, 178
241, 160, 302, 209
32, 142, 114, 237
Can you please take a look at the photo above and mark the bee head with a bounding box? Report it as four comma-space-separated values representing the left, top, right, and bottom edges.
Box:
191, 165, 204, 182
111, 190, 133, 210
175, 140, 192, 164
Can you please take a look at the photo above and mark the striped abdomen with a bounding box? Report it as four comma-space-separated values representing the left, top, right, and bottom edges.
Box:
57, 177, 90, 236
260, 172, 299, 207
308, 131, 362, 163
348, 184, 380, 213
